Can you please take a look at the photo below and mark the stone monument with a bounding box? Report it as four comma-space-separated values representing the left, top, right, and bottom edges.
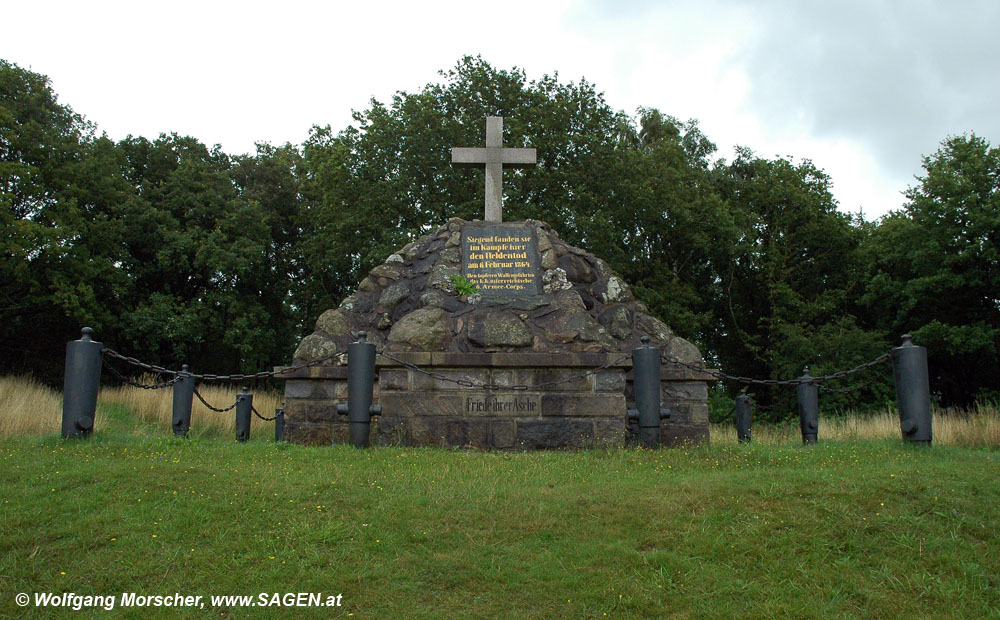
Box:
279, 117, 711, 449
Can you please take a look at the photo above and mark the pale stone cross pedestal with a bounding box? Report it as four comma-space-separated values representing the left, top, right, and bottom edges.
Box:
451, 116, 537, 222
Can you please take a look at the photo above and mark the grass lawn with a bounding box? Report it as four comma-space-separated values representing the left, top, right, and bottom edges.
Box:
2, 422, 998, 619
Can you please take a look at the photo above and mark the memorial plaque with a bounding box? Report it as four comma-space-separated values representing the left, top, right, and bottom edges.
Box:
461, 223, 541, 296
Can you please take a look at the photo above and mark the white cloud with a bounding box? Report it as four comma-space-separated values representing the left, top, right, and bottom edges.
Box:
3, 0, 996, 219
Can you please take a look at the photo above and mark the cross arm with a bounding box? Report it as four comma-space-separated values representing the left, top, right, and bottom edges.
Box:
451, 147, 487, 168
501, 148, 537, 168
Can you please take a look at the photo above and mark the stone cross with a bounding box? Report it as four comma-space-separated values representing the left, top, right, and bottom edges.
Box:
451, 116, 537, 222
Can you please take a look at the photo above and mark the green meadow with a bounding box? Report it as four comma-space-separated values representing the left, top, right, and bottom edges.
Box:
2, 422, 998, 619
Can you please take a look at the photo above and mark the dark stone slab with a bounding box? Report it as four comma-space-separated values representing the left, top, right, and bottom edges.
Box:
594, 371, 626, 392
659, 424, 710, 447
515, 419, 593, 449
332, 421, 351, 445
489, 420, 516, 448
410, 418, 489, 448
285, 380, 347, 400
379, 369, 409, 391
593, 419, 628, 447
302, 401, 343, 423
662, 382, 709, 401
379, 391, 542, 418
284, 420, 332, 446
374, 416, 408, 446
411, 369, 491, 391
540, 393, 625, 417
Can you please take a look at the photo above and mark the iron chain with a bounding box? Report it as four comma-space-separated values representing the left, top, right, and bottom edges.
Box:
103, 361, 182, 390
193, 388, 239, 413
252, 406, 277, 422
375, 349, 632, 391
660, 351, 892, 387
818, 361, 893, 394
101, 347, 344, 383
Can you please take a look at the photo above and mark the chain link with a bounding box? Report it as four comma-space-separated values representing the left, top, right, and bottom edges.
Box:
103, 362, 182, 390
375, 350, 631, 391
101, 347, 344, 383
660, 351, 892, 387
193, 388, 239, 413
818, 361, 893, 394
252, 405, 277, 422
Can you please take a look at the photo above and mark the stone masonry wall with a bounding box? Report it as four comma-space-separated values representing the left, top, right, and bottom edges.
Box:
280, 352, 713, 449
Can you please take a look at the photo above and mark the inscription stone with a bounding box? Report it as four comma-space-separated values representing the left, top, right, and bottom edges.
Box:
462, 223, 541, 296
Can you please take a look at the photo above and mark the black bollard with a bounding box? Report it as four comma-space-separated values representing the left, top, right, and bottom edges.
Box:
337, 332, 381, 448
627, 336, 671, 449
235, 387, 253, 443
171, 364, 195, 437
275, 403, 286, 442
735, 390, 752, 444
62, 327, 103, 438
892, 334, 933, 446
796, 367, 819, 445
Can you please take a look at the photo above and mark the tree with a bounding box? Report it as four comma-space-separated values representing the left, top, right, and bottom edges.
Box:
864, 134, 999, 405
1, 59, 129, 379
712, 149, 890, 416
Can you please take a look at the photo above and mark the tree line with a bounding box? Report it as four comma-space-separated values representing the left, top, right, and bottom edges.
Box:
2, 57, 997, 419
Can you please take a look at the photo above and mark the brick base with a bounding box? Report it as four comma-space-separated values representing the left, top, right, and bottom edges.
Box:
278, 352, 711, 449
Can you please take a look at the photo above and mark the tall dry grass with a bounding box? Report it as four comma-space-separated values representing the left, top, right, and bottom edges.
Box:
0, 375, 108, 437
0, 375, 281, 438
98, 376, 283, 438
711, 404, 1000, 448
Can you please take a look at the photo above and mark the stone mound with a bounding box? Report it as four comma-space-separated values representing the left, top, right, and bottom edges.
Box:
293, 218, 701, 365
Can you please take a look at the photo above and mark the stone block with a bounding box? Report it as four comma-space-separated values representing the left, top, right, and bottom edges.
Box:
491, 369, 516, 387
515, 419, 593, 449
539, 393, 625, 417
687, 402, 709, 425
379, 369, 409, 391
662, 382, 708, 401
284, 420, 332, 446
489, 420, 516, 449
378, 351, 432, 366
411, 369, 490, 391
410, 418, 489, 448
286, 379, 346, 400
430, 352, 496, 366
661, 403, 708, 425
303, 401, 342, 423
594, 371, 626, 392
659, 423, 710, 447
332, 421, 351, 445
531, 368, 592, 391
662, 403, 690, 424
284, 380, 315, 399
374, 417, 408, 446
593, 419, 627, 447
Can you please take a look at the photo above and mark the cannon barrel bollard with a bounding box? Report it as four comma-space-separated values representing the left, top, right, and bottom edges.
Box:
892, 334, 932, 446
171, 364, 195, 437
62, 327, 103, 438
275, 403, 286, 442
735, 390, 752, 444
627, 336, 671, 449
235, 387, 253, 443
337, 332, 381, 448
796, 367, 819, 444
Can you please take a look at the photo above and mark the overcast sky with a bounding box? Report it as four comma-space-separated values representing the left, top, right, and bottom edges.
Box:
5, 0, 997, 219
